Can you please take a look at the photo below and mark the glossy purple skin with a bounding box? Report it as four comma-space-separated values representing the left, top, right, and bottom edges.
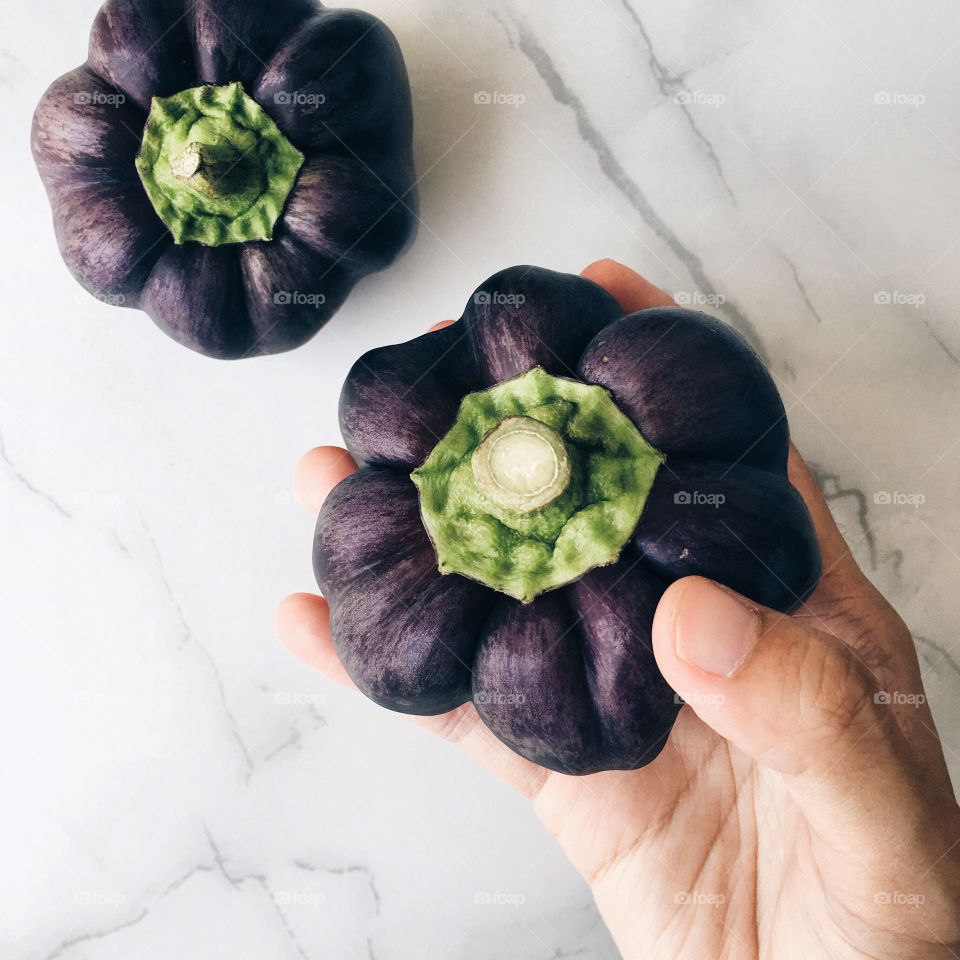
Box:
314, 265, 821, 775
579, 309, 789, 471
31, 0, 416, 359
636, 459, 821, 610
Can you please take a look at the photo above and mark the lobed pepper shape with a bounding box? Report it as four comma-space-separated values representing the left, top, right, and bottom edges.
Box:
314, 265, 821, 775
32, 0, 417, 358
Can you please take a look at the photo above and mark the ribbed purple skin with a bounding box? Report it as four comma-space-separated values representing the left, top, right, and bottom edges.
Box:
579, 307, 790, 471
31, 0, 417, 358
316, 266, 820, 774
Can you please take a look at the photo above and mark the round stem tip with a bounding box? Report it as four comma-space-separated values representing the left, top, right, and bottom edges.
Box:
169, 142, 201, 180
472, 416, 571, 514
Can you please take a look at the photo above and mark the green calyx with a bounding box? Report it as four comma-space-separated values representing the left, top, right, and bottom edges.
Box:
411, 367, 664, 603
135, 82, 304, 245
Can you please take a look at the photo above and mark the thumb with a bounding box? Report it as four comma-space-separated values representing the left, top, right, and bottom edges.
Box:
652, 576, 934, 849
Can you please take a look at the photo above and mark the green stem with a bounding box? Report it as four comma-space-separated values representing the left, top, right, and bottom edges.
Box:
169, 141, 246, 198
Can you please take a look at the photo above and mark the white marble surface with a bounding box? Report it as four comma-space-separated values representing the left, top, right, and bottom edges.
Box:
3, 0, 960, 957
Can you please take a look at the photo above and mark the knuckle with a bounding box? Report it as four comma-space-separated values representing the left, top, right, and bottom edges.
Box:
799, 641, 877, 735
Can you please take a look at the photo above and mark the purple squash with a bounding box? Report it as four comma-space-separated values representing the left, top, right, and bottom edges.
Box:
32, 0, 416, 358
313, 266, 821, 775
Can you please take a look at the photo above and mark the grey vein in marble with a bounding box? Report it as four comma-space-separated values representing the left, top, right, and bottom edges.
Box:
263, 725, 304, 762
920, 316, 960, 365
141, 518, 256, 781
46, 828, 326, 960
0, 426, 145, 571
503, 12, 767, 359
0, 426, 72, 519
44, 907, 150, 960
809, 462, 879, 569
776, 248, 826, 325
0, 438, 258, 787
44, 863, 212, 960
294, 858, 382, 916
618, 0, 738, 205
916, 634, 960, 681
203, 827, 314, 960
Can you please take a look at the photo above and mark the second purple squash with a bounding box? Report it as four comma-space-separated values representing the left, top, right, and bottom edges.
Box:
32, 0, 417, 358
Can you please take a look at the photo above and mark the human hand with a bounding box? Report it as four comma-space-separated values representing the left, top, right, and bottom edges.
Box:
277, 260, 960, 959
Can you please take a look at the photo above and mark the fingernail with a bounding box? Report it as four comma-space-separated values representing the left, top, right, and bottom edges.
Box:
674, 581, 760, 677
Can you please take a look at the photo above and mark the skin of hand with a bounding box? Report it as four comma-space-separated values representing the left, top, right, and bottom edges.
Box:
277, 260, 960, 960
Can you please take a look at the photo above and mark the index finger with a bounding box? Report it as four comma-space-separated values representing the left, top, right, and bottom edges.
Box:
293, 445, 359, 515
580, 258, 676, 310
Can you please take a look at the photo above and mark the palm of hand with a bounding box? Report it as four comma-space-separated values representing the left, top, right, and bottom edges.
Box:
507, 556, 951, 960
